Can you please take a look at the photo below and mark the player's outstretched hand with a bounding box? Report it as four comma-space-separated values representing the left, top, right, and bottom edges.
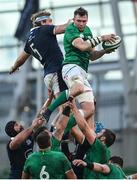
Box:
101, 34, 116, 44
9, 66, 14, 74
9, 66, 19, 74
73, 159, 87, 167
67, 98, 77, 112
31, 118, 44, 130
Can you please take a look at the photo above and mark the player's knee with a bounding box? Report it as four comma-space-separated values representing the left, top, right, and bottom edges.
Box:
70, 82, 84, 96
72, 77, 84, 90
75, 83, 84, 94
84, 103, 95, 119
86, 109, 94, 119
89, 104, 95, 117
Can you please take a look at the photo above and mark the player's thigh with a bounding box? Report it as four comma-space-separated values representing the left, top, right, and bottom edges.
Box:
80, 100, 95, 119
44, 73, 60, 96
76, 77, 94, 104
62, 64, 84, 88
44, 71, 67, 96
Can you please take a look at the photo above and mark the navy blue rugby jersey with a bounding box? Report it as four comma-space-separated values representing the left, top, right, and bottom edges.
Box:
7, 135, 33, 179
24, 25, 63, 76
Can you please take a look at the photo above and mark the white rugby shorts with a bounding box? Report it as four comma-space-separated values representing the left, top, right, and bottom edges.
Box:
62, 64, 94, 103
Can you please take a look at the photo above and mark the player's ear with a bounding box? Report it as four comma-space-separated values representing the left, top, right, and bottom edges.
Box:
100, 136, 106, 142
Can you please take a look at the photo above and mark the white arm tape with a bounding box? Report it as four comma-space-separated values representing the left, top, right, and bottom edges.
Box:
87, 36, 102, 48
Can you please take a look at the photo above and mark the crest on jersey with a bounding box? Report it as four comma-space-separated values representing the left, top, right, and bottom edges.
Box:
79, 33, 84, 38
87, 36, 92, 40
26, 139, 32, 145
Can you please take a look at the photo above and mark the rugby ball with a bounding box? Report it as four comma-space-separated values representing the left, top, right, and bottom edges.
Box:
102, 35, 122, 50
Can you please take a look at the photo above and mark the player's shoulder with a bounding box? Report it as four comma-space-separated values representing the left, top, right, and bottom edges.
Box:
66, 22, 77, 33
42, 24, 55, 30
50, 150, 65, 157
37, 25, 55, 35
93, 138, 106, 148
85, 25, 92, 33
27, 151, 39, 159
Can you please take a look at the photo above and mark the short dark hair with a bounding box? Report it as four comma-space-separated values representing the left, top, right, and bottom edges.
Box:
36, 130, 51, 149
74, 7, 88, 17
5, 121, 18, 137
103, 129, 116, 147
33, 126, 47, 141
109, 156, 124, 168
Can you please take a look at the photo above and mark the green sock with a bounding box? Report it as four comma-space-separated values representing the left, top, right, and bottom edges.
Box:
64, 114, 76, 135
48, 90, 69, 112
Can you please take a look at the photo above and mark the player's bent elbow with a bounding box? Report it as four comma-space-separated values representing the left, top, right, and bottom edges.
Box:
66, 169, 77, 179
78, 46, 89, 52
74, 43, 89, 52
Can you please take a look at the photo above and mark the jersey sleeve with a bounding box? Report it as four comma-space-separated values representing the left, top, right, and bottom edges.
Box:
51, 135, 61, 152
75, 138, 91, 159
65, 26, 80, 44
61, 153, 72, 173
23, 157, 30, 173
42, 25, 55, 36
24, 40, 31, 54
106, 163, 113, 175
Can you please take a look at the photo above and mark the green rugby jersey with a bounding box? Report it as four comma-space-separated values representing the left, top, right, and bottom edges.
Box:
83, 138, 111, 179
51, 135, 60, 152
63, 22, 93, 72
97, 163, 126, 179
23, 150, 71, 179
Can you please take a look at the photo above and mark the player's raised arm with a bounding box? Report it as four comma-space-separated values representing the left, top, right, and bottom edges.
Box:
9, 51, 30, 74
73, 159, 110, 174
68, 99, 96, 145
54, 19, 72, 35
72, 34, 116, 52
